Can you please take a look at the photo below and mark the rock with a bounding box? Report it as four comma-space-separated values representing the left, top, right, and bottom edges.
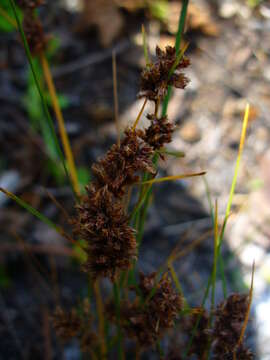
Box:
179, 121, 201, 143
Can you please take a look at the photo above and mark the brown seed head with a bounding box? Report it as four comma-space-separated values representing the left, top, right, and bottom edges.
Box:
213, 293, 250, 356
22, 9, 47, 55
143, 113, 174, 151
138, 46, 190, 102
52, 307, 81, 342
120, 273, 182, 347
74, 185, 137, 280
92, 129, 155, 197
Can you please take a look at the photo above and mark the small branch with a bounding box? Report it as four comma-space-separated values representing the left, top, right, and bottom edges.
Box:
132, 98, 147, 131
137, 171, 206, 185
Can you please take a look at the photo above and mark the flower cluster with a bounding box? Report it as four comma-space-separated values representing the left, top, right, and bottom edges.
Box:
212, 293, 253, 359
52, 300, 97, 354
92, 129, 155, 197
74, 185, 137, 280
74, 46, 190, 281
139, 46, 190, 103
143, 114, 174, 151
118, 273, 183, 347
17, 0, 47, 55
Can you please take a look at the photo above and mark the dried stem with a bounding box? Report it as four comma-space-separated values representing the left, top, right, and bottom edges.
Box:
132, 98, 147, 131
39, 52, 80, 197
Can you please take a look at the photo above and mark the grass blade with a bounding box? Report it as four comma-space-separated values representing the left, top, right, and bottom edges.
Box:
137, 171, 206, 185
39, 53, 80, 197
162, 0, 189, 116
0, 187, 75, 244
8, 0, 77, 199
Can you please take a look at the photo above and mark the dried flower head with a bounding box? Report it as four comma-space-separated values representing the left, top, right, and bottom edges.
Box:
92, 129, 155, 197
52, 307, 81, 342
22, 9, 47, 55
120, 273, 182, 347
213, 293, 252, 358
74, 185, 137, 280
139, 46, 190, 102
52, 300, 97, 354
143, 113, 174, 151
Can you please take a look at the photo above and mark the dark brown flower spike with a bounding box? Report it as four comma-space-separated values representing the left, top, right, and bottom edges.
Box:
212, 293, 253, 359
143, 113, 174, 151
74, 185, 137, 280
52, 307, 81, 343
52, 300, 97, 354
22, 9, 47, 55
119, 273, 183, 347
92, 128, 155, 197
138, 46, 190, 102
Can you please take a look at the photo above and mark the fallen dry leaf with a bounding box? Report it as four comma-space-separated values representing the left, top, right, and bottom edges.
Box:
78, 0, 124, 47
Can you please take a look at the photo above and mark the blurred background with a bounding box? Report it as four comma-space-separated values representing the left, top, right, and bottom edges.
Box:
1, 0, 270, 358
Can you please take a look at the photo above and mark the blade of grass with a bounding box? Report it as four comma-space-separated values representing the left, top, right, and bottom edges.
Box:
157, 148, 185, 158
219, 104, 250, 245
132, 98, 147, 131
137, 171, 206, 185
8, 0, 77, 200
237, 261, 255, 347
0, 187, 76, 245
217, 104, 250, 296
39, 52, 80, 198
0, 4, 17, 28
162, 0, 189, 116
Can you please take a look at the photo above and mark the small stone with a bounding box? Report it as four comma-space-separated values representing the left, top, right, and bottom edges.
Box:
239, 244, 265, 267
219, 1, 239, 18
179, 121, 201, 143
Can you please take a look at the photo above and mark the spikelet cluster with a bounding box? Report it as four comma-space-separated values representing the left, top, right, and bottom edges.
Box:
52, 300, 97, 354
17, 0, 47, 55
139, 46, 190, 102
118, 273, 183, 347
212, 293, 253, 359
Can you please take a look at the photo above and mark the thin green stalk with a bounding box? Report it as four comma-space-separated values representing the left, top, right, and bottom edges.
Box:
8, 0, 77, 200
0, 187, 75, 244
134, 0, 190, 249
162, 0, 189, 116
183, 273, 212, 358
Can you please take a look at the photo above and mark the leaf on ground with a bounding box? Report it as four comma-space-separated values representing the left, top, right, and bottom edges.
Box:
78, 0, 124, 47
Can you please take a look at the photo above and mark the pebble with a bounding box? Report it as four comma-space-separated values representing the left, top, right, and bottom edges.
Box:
179, 121, 201, 143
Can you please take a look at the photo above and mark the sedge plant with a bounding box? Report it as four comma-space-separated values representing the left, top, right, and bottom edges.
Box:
0, 0, 255, 359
